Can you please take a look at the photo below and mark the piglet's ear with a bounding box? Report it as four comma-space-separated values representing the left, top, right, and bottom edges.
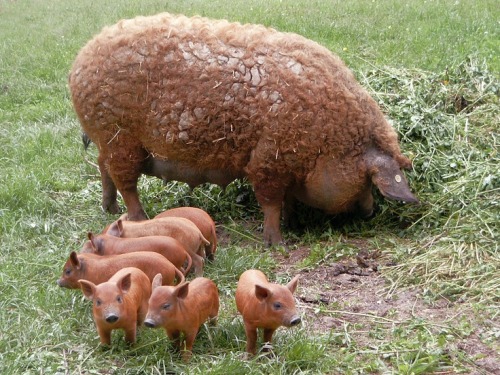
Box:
255, 284, 272, 301
79, 279, 96, 300
286, 275, 300, 294
118, 273, 132, 294
106, 220, 124, 237
87, 233, 98, 252
152, 273, 163, 290
70, 251, 81, 269
175, 282, 190, 299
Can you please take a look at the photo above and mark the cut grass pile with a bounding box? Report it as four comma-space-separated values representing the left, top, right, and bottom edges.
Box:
0, 0, 498, 373
360, 57, 499, 305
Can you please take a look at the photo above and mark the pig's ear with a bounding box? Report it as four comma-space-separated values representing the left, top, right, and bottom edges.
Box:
255, 284, 272, 301
106, 220, 123, 237
79, 279, 96, 300
118, 273, 132, 294
368, 152, 419, 204
175, 282, 190, 299
117, 220, 124, 235
70, 251, 81, 269
152, 273, 163, 290
286, 275, 300, 294
87, 233, 98, 252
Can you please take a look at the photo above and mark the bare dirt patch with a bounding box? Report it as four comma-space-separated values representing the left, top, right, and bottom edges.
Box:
272, 241, 500, 375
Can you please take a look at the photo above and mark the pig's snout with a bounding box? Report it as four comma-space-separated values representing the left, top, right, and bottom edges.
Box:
144, 319, 157, 328
105, 314, 119, 323
289, 316, 301, 326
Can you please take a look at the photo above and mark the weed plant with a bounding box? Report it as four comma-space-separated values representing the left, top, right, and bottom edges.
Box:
0, 0, 498, 374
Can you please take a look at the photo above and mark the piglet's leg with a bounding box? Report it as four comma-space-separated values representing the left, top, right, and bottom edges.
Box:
97, 326, 112, 346
244, 324, 258, 355
167, 330, 181, 352
190, 253, 204, 277
262, 328, 276, 351
181, 331, 197, 361
124, 324, 137, 344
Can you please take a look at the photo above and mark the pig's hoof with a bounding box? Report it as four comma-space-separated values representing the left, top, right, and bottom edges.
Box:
102, 201, 121, 214
259, 343, 276, 358
262, 343, 273, 351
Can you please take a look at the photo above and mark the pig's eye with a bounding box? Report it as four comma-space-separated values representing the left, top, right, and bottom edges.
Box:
64, 268, 72, 276
161, 303, 171, 310
95, 299, 102, 307
273, 302, 282, 310
116, 296, 123, 303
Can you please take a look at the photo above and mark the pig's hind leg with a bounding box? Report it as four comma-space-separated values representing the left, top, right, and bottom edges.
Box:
98, 153, 120, 214
105, 140, 149, 220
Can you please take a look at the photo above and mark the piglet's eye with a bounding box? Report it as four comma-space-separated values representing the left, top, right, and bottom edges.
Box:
273, 302, 282, 310
95, 299, 102, 307
116, 296, 123, 303
64, 268, 72, 276
162, 303, 171, 310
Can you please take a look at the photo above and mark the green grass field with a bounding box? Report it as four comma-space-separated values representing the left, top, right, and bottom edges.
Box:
1, 0, 498, 374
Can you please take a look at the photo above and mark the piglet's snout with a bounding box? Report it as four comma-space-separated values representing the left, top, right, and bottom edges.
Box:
105, 314, 119, 323
290, 316, 301, 326
144, 319, 157, 328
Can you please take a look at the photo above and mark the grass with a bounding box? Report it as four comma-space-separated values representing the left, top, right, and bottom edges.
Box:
1, 0, 499, 374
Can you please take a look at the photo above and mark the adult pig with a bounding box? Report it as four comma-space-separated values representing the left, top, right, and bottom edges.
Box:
57, 251, 183, 289
144, 274, 219, 361
82, 232, 192, 275
69, 13, 418, 245
235, 269, 300, 355
79, 267, 151, 345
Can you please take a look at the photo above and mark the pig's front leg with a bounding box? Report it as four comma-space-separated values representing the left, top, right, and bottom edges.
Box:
244, 323, 258, 355
167, 330, 181, 352
262, 328, 276, 351
261, 203, 283, 245
97, 326, 112, 346
124, 324, 137, 343
181, 331, 197, 361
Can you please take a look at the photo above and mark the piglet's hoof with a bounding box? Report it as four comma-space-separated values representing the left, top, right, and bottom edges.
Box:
259, 343, 276, 358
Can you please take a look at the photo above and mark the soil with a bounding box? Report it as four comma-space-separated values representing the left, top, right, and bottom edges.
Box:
219, 225, 499, 374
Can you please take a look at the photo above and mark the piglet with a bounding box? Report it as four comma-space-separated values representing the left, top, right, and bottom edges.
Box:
235, 269, 300, 355
57, 251, 183, 289
154, 207, 218, 260
78, 267, 151, 345
144, 274, 219, 361
82, 232, 192, 276
104, 217, 207, 276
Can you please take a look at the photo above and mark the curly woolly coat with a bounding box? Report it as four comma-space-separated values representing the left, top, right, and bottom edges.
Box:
70, 13, 417, 244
